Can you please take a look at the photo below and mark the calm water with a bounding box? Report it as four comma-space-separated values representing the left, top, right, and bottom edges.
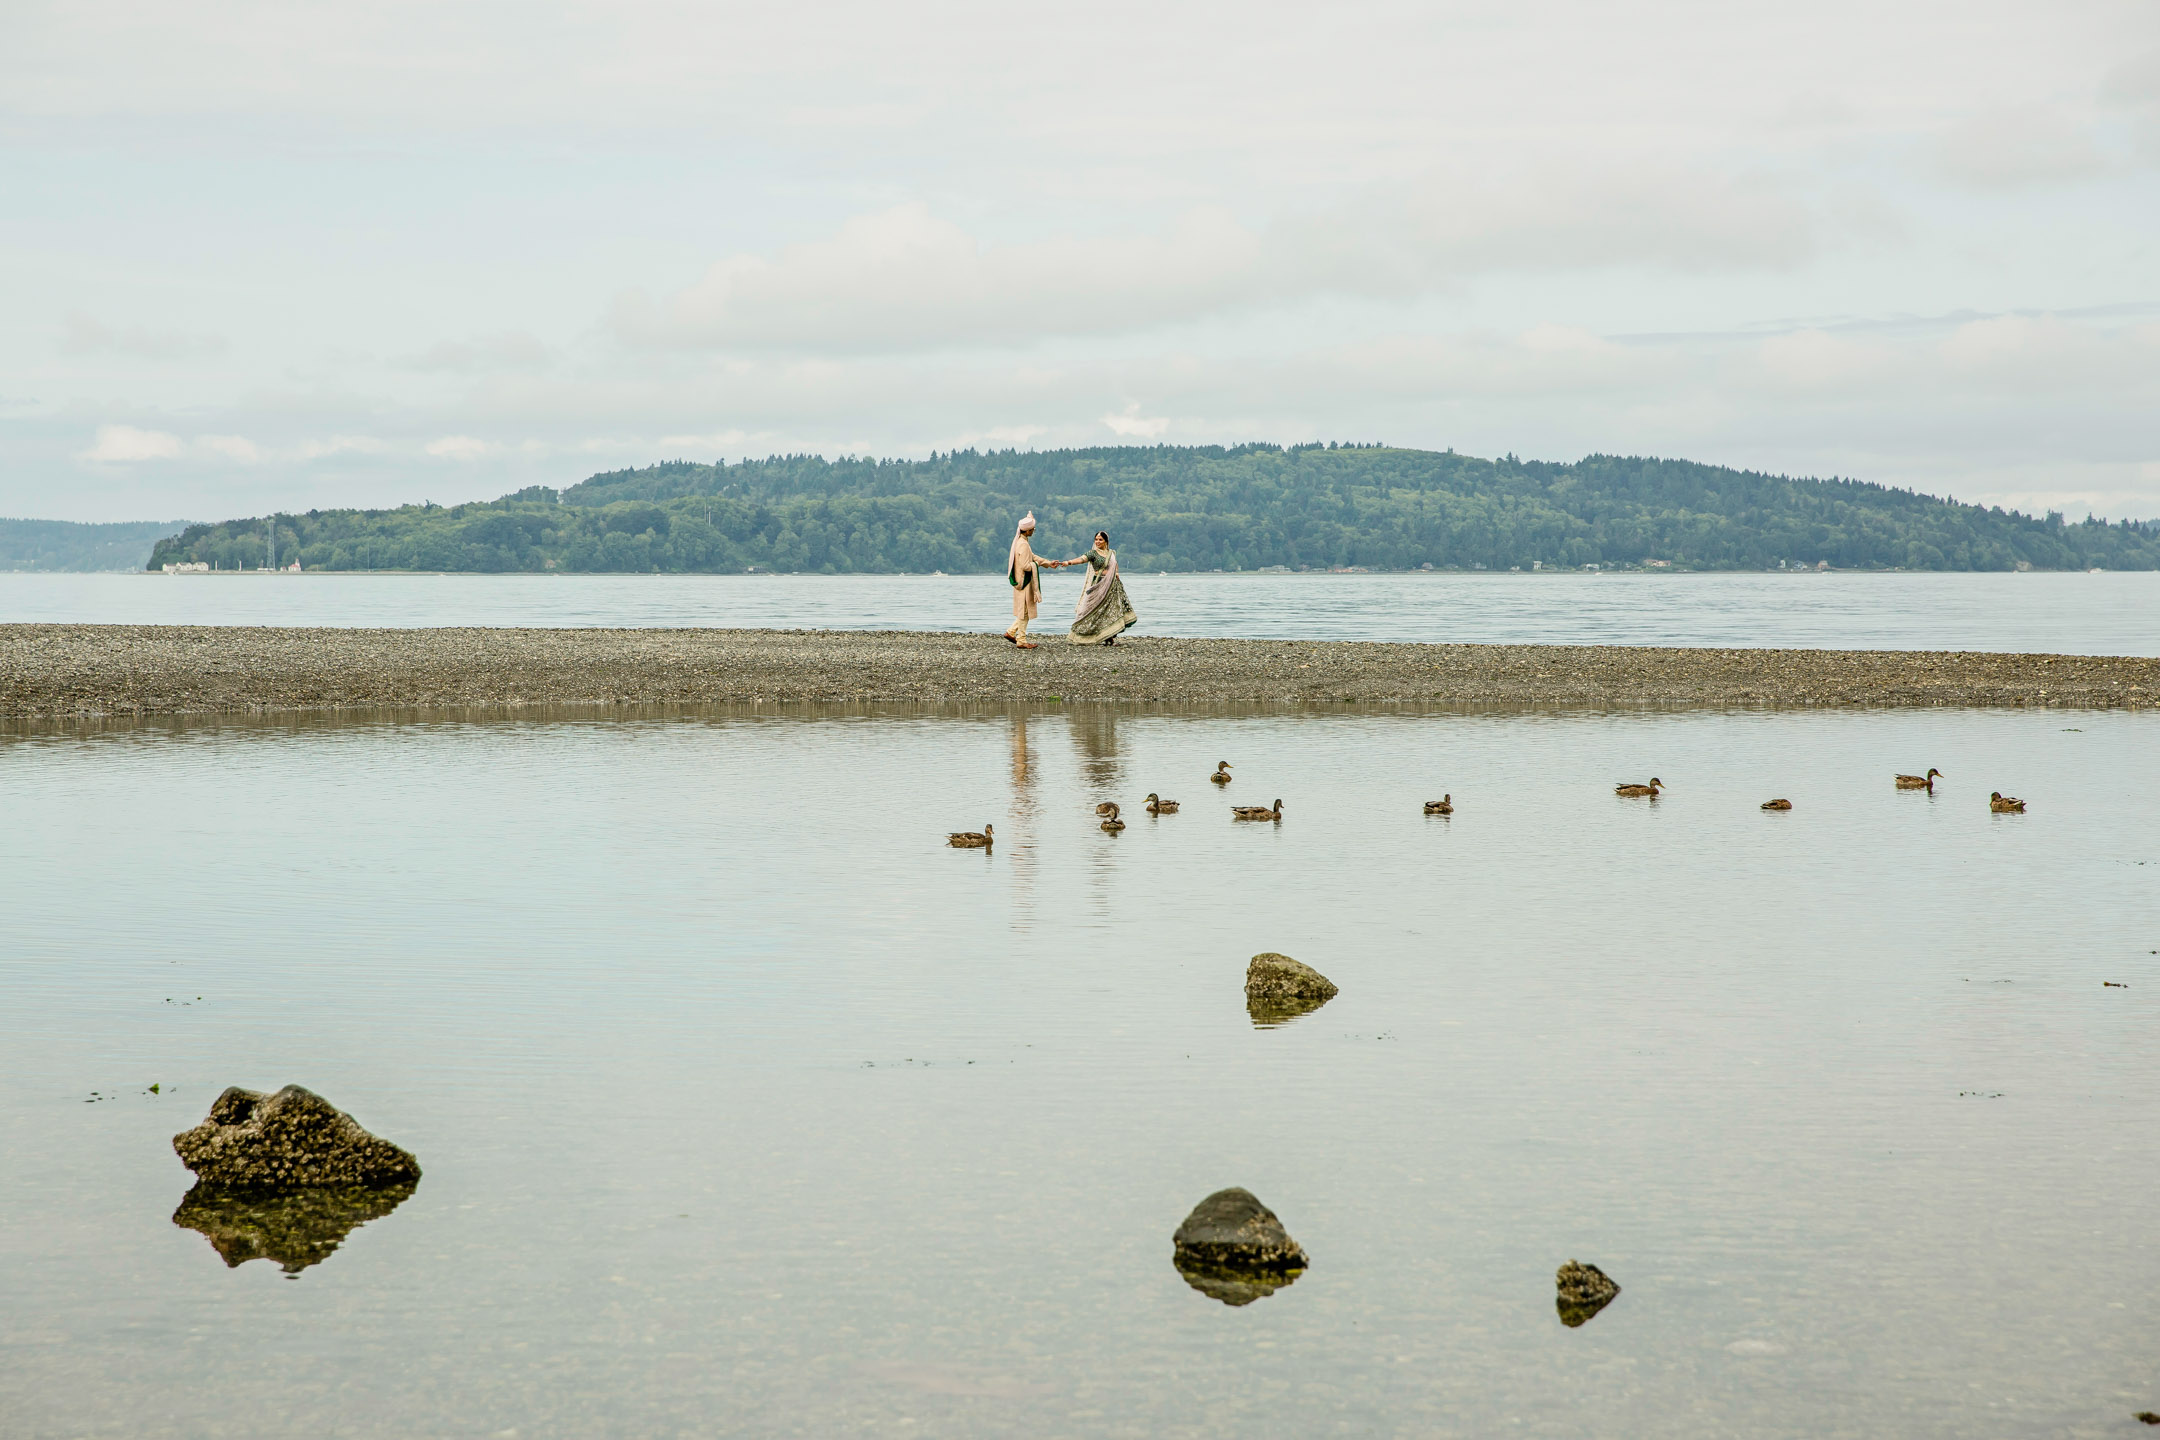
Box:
3, 703, 2156, 1438
4, 570, 2157, 654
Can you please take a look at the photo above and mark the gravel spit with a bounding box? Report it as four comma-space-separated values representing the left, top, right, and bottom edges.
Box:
2, 625, 2154, 718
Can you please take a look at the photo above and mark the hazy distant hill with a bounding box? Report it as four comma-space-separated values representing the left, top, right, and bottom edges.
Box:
3, 517, 188, 572
146, 445, 2160, 574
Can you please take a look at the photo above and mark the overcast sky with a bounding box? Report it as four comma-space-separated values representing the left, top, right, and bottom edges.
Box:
4, 0, 2156, 522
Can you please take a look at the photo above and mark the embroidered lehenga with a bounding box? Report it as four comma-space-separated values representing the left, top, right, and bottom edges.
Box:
1067, 546, 1138, 645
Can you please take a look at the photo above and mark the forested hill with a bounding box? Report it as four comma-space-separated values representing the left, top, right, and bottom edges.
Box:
4, 517, 187, 572
146, 445, 2160, 574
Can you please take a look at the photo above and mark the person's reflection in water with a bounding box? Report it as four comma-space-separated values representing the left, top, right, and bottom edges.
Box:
1067, 705, 1125, 917
172, 1181, 417, 1275
1006, 712, 1038, 927
1068, 704, 1123, 795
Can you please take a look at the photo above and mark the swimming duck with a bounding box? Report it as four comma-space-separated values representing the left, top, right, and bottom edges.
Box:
1614, 779, 1663, 798
1761, 798, 1793, 811
1101, 803, 1126, 833
1424, 795, 1453, 815
1989, 791, 2026, 813
1895, 769, 1944, 790
1232, 798, 1284, 821
948, 823, 993, 848
1146, 793, 1179, 814
1210, 762, 1234, 785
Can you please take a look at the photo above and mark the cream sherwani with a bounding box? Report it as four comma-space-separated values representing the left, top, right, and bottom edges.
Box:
1007, 532, 1043, 626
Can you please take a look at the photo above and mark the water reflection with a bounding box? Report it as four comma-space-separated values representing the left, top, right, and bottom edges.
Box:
1556, 1291, 1617, 1328
1069, 706, 1128, 909
7, 701, 2156, 1437
1007, 713, 1038, 921
1246, 992, 1334, 1028
172, 1181, 418, 1274
1069, 706, 1124, 794
1173, 1256, 1304, 1307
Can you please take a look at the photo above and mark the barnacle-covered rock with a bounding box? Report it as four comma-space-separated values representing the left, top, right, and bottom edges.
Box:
173, 1085, 420, 1191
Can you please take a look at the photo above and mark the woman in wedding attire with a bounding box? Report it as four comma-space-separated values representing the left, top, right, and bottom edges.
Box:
1062, 531, 1138, 645
1005, 511, 1052, 648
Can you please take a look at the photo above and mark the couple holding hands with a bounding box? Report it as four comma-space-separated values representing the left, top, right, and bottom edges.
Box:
1003, 511, 1139, 648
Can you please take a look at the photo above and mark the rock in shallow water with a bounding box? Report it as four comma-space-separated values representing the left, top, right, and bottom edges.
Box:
1172, 1187, 1308, 1305
173, 1085, 421, 1191
1244, 953, 1339, 1022
173, 1181, 418, 1273
1556, 1259, 1621, 1326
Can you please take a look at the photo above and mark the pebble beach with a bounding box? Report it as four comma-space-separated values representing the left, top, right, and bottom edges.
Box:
3, 624, 2155, 718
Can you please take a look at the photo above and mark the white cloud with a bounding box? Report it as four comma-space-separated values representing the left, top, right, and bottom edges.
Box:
1752, 329, 1898, 394
653, 430, 749, 453
10, 0, 2160, 520
1933, 107, 2108, 187
611, 165, 1819, 356
424, 435, 498, 460
398, 332, 553, 373
80, 425, 184, 462
196, 434, 261, 463
1925, 313, 2160, 397
293, 435, 393, 461
2102, 46, 2160, 155
955, 424, 1051, 450
58, 313, 224, 361
611, 203, 1264, 353
1101, 407, 1170, 438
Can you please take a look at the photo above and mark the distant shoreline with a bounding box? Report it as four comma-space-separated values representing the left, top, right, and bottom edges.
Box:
3, 625, 2152, 719
19, 565, 2158, 578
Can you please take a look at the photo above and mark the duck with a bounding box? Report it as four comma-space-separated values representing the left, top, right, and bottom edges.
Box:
1145, 793, 1179, 814
1614, 778, 1663, 798
1100, 803, 1126, 833
1424, 794, 1453, 815
1095, 801, 1117, 816
948, 823, 993, 848
1232, 798, 1284, 821
1761, 798, 1793, 811
1895, 768, 1944, 790
1989, 791, 2026, 814
1210, 761, 1234, 785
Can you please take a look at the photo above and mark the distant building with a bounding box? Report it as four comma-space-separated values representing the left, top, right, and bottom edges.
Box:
161, 561, 209, 574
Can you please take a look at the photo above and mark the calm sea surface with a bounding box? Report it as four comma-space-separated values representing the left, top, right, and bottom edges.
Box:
3, 570, 2156, 654
3, 703, 2156, 1438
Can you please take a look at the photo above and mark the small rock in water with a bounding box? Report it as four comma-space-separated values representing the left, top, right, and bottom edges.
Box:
1556, 1259, 1621, 1327
1245, 953, 1338, 1027
1172, 1187, 1308, 1306
173, 1085, 421, 1191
